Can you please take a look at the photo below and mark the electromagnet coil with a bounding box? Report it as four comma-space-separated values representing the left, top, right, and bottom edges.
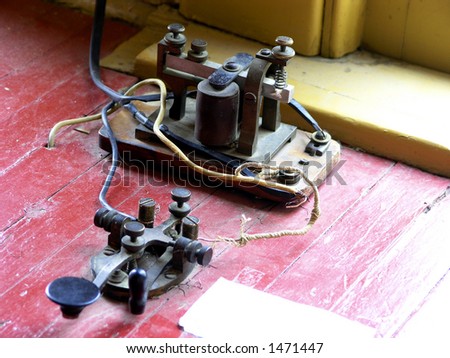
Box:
194, 79, 240, 147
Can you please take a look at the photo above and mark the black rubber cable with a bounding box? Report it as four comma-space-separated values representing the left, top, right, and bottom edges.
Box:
289, 99, 323, 134
98, 102, 126, 214
90, 0, 138, 218
89, 0, 155, 104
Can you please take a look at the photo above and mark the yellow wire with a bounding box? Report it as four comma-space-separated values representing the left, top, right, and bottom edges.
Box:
47, 80, 159, 148
48, 113, 98, 148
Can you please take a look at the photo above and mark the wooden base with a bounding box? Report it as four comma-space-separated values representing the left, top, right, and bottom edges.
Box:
99, 100, 341, 203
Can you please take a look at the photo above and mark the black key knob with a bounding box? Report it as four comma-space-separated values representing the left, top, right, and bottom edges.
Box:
122, 221, 146, 252
171, 188, 191, 206
169, 188, 192, 218
128, 268, 148, 315
45, 277, 100, 318
123, 221, 145, 241
196, 246, 213, 266
174, 237, 213, 266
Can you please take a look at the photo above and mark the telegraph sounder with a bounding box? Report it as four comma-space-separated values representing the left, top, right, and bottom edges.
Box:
98, 23, 340, 204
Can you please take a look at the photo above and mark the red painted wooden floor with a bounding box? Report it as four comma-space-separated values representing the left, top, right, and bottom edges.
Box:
1, 0, 449, 339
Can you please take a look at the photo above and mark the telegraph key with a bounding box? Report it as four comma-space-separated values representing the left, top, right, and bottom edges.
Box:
46, 188, 212, 318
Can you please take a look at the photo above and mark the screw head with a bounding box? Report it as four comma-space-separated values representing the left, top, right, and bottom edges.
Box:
275, 35, 294, 47
171, 188, 191, 204
164, 23, 186, 46
167, 23, 185, 36
191, 38, 207, 53
272, 36, 295, 60
223, 61, 240, 72
123, 221, 146, 238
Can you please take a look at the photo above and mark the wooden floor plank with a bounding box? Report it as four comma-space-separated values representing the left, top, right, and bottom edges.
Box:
0, 162, 166, 337
332, 190, 450, 336
0, 93, 128, 231
397, 268, 450, 340
264, 164, 449, 333
0, 1, 76, 71
0, 3, 139, 229
2, 0, 55, 17
0, 69, 134, 171
0, 2, 134, 76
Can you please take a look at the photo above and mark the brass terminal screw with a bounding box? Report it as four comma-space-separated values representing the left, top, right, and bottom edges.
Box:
271, 36, 295, 90
272, 36, 295, 60
164, 23, 186, 47
188, 38, 208, 62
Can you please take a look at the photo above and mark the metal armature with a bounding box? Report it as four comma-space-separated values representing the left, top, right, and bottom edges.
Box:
46, 188, 212, 318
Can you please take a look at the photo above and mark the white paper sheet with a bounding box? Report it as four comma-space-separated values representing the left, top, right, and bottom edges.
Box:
179, 277, 376, 339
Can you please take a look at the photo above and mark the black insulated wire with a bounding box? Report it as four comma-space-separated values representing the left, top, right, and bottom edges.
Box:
90, 0, 159, 104
288, 99, 324, 134
90, 0, 169, 218
90, 0, 136, 218
98, 102, 125, 214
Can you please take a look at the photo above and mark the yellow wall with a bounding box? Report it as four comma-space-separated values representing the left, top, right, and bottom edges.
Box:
179, 0, 325, 56
180, 0, 450, 73
55, 0, 450, 73
362, 0, 450, 73
321, 0, 367, 58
